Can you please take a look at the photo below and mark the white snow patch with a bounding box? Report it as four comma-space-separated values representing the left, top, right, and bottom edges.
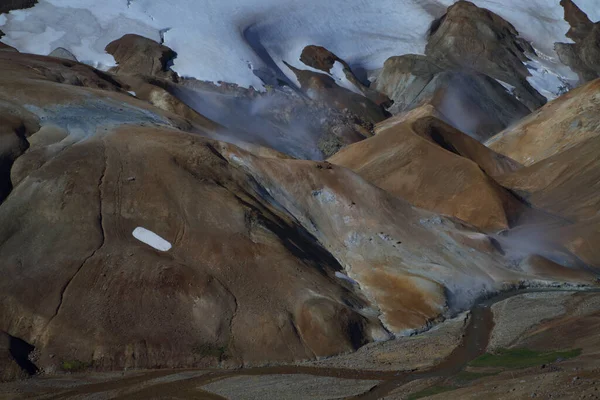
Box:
335, 271, 358, 285
132, 227, 172, 251
330, 61, 363, 95
0, 0, 589, 90
0, 0, 434, 88
497, 80, 516, 93
128, 91, 137, 97
525, 54, 577, 100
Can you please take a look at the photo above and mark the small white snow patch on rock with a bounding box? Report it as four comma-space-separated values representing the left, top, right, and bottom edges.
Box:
330, 61, 362, 95
335, 271, 358, 285
128, 91, 137, 97
132, 227, 172, 251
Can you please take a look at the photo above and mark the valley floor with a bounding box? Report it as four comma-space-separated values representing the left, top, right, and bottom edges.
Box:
2, 290, 599, 400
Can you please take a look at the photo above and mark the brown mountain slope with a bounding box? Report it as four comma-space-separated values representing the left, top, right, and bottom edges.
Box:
329, 106, 524, 231
1, 125, 392, 372
497, 135, 600, 268
498, 135, 600, 223
0, 49, 596, 378
486, 79, 600, 166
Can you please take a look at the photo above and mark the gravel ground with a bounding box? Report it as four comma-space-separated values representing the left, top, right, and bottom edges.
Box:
488, 292, 571, 350
202, 374, 379, 400
300, 312, 469, 371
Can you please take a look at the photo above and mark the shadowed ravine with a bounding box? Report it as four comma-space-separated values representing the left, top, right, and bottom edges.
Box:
18, 288, 599, 399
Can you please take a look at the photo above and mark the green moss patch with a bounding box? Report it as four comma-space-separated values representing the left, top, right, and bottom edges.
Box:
469, 348, 581, 369
407, 385, 458, 400
60, 360, 89, 372
453, 370, 497, 382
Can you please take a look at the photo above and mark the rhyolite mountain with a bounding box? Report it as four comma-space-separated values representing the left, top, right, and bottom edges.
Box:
0, 0, 599, 380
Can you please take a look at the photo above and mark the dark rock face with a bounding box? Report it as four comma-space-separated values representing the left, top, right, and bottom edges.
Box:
300, 45, 340, 72
375, 54, 530, 141
426, 71, 531, 141
0, 0, 37, 14
284, 61, 389, 125
555, 0, 600, 83
299, 45, 391, 107
105, 34, 177, 79
48, 47, 77, 62
373, 1, 548, 140
425, 0, 546, 111
561, 0, 594, 42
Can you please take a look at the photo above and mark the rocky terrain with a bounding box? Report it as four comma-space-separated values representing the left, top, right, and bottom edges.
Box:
0, 1, 599, 399
555, 0, 600, 83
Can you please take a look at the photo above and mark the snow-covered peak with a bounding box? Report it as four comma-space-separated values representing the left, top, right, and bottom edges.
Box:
0, 0, 592, 92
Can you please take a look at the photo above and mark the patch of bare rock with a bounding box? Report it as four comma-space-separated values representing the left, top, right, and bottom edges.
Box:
555, 0, 600, 83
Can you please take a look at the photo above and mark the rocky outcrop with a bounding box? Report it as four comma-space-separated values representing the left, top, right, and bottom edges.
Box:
0, 0, 36, 14
300, 45, 391, 107
425, 1, 546, 111
299, 45, 338, 71
329, 105, 524, 231
374, 55, 442, 115
48, 47, 77, 62
105, 34, 177, 79
555, 0, 600, 83
285, 61, 389, 124
486, 79, 600, 166
374, 55, 530, 141
560, 0, 594, 42
373, 1, 538, 141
